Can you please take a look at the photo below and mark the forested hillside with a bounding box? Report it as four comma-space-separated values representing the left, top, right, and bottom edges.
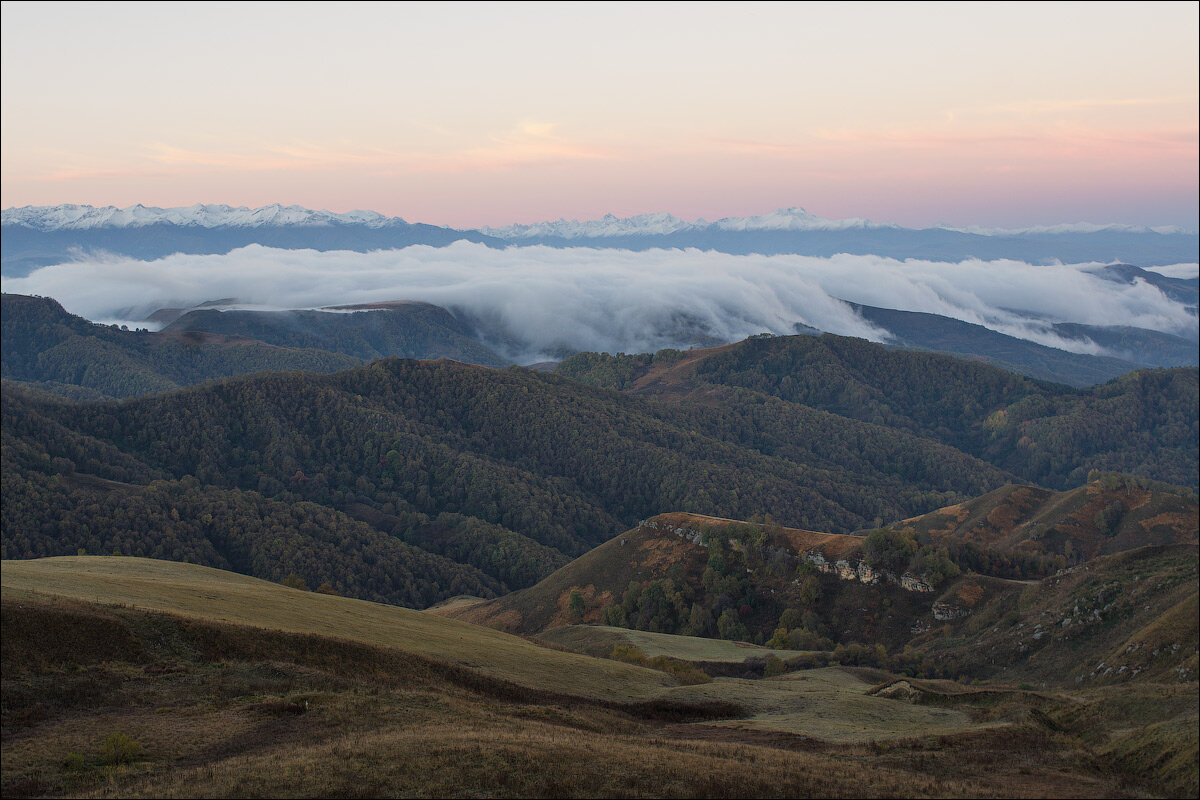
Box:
4, 322, 1196, 611
451, 498, 1197, 669
163, 303, 506, 366
1, 353, 1027, 601
1, 294, 362, 399
558, 334, 1200, 490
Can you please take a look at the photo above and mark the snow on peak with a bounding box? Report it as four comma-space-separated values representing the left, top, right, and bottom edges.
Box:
711, 206, 892, 232
482, 207, 898, 239
1, 203, 407, 231
934, 221, 1192, 236
482, 211, 694, 239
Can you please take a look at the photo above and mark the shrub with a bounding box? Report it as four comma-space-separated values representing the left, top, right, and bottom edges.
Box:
280, 573, 308, 591
610, 645, 711, 684
99, 732, 141, 765
648, 655, 712, 685
610, 644, 649, 666
763, 656, 786, 677
767, 627, 790, 649
787, 627, 833, 650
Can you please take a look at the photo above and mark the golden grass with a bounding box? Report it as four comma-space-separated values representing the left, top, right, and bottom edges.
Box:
542, 624, 818, 662
1, 556, 673, 701
0, 584, 1170, 798
661, 668, 990, 743
7, 555, 1197, 798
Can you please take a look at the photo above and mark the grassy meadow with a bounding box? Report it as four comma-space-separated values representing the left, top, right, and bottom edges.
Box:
3, 556, 1195, 798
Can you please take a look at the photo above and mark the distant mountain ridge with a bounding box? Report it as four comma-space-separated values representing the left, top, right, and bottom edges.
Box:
11, 203, 1189, 236
3, 204, 1196, 278
480, 206, 1198, 265
483, 206, 1194, 239
0, 204, 505, 278
2, 203, 411, 230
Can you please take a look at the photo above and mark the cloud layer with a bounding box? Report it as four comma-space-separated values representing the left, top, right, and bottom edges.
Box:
4, 242, 1195, 363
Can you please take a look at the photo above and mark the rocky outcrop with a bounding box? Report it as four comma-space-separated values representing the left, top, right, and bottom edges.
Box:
803, 550, 935, 594
641, 517, 940, 594
932, 601, 970, 621
640, 518, 705, 545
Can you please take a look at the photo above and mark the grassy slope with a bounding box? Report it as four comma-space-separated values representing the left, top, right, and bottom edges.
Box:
892, 480, 1199, 561
0, 556, 671, 702
918, 544, 1199, 687
540, 624, 817, 663
5, 556, 1195, 798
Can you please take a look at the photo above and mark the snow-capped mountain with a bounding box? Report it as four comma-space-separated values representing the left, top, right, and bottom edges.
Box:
2, 203, 407, 231
479, 206, 1196, 266
0, 204, 501, 278
711, 207, 891, 233
482, 207, 893, 239
3, 203, 1196, 280
482, 211, 696, 240
937, 222, 1191, 236
483, 206, 1191, 240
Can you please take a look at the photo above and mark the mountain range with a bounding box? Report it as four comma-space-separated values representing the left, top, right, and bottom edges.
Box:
3, 204, 1197, 278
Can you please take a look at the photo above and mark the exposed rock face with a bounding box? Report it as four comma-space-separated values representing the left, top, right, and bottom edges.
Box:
804, 550, 935, 593
932, 602, 971, 621
900, 574, 935, 592
641, 517, 938, 594
641, 518, 705, 545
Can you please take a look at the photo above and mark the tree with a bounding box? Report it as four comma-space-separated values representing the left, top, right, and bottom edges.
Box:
779, 608, 804, 630
798, 575, 822, 605
568, 588, 585, 623
717, 608, 750, 641
281, 573, 308, 590
763, 655, 786, 677
767, 627, 790, 649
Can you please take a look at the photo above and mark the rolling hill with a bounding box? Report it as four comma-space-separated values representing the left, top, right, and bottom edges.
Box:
557, 334, 1200, 490
850, 302, 1148, 387
447, 485, 1197, 687
1, 354, 1027, 594
4, 327, 1195, 611
162, 302, 507, 366
0, 294, 363, 400
4, 556, 1195, 797
889, 475, 1199, 563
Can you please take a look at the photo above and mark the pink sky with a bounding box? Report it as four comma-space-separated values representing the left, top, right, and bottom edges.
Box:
2, 2, 1197, 229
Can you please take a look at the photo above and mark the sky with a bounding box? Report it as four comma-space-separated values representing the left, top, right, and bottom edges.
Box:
2, 1, 1197, 229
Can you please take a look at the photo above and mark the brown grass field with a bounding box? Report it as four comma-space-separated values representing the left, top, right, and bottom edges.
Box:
3, 556, 1196, 798
538, 623, 819, 662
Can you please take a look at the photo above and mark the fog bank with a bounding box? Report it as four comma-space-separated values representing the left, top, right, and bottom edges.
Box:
4, 243, 1195, 363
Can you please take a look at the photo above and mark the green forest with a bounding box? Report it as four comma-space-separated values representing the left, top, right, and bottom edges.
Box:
3, 294, 1196, 611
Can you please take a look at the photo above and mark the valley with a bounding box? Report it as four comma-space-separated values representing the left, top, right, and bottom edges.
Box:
2, 301, 1196, 797
2, 213, 1196, 799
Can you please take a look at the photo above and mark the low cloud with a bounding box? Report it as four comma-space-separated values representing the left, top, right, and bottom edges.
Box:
3, 242, 1195, 363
